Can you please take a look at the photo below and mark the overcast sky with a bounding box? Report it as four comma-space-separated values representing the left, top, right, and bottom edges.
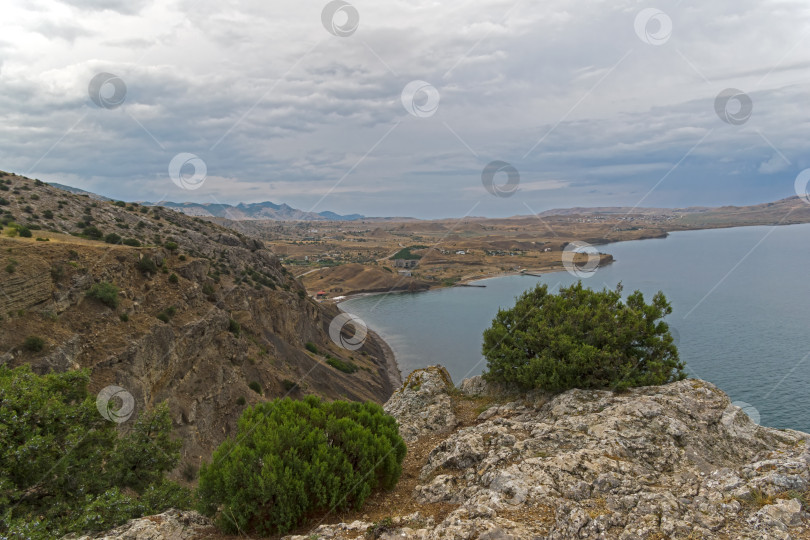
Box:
2, 0, 810, 218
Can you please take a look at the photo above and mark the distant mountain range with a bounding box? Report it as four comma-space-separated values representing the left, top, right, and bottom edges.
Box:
154, 201, 365, 221
48, 183, 365, 221
49, 182, 112, 201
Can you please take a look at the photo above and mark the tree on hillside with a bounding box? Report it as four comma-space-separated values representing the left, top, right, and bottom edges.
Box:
0, 365, 190, 539
482, 282, 685, 392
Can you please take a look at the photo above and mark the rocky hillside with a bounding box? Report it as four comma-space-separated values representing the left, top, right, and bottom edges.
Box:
82, 367, 810, 539
0, 170, 399, 477
295, 367, 810, 540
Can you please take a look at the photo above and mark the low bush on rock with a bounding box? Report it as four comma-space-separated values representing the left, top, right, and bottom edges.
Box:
197, 396, 406, 535
85, 281, 119, 308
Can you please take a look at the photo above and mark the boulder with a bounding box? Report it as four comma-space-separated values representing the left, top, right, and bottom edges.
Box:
66, 509, 213, 539
383, 365, 458, 442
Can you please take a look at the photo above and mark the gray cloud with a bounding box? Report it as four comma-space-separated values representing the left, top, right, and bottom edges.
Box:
0, 0, 809, 217
55, 0, 152, 15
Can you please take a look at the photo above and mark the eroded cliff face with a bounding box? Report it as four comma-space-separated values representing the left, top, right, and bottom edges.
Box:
0, 174, 399, 476
289, 367, 810, 540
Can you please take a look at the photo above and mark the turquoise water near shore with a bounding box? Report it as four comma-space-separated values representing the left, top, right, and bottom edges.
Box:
341, 223, 810, 433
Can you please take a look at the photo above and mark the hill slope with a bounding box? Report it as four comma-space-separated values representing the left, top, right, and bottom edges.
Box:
0, 171, 399, 477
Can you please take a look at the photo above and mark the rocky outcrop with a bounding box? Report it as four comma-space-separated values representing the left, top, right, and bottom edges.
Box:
288, 369, 810, 540
0, 253, 52, 313
383, 365, 458, 442
68, 510, 214, 540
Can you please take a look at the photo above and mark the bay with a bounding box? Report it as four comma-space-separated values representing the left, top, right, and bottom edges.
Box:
341, 223, 810, 432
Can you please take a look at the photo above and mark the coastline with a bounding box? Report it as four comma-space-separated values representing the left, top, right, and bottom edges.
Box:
334, 253, 616, 301
368, 327, 402, 392
334, 301, 403, 396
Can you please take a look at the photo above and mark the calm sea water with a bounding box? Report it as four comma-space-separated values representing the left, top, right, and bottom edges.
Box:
341, 223, 810, 433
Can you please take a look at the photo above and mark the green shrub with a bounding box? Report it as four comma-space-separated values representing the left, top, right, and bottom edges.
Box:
119, 313, 129, 322
35, 237, 49, 242
228, 318, 241, 336
281, 379, 298, 391
168, 273, 179, 284
236, 396, 246, 406
305, 341, 318, 354
104, 232, 122, 244
197, 396, 406, 535
86, 282, 120, 308
137, 256, 158, 274
482, 282, 685, 392
50, 264, 64, 281
42, 209, 53, 219
0, 365, 186, 538
123, 238, 141, 247
83, 225, 103, 239
23, 336, 45, 352
164, 241, 178, 252
156, 306, 176, 323
248, 381, 262, 394
114, 200, 126, 207
326, 357, 358, 374
181, 463, 197, 482
202, 283, 215, 300
17, 225, 32, 238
